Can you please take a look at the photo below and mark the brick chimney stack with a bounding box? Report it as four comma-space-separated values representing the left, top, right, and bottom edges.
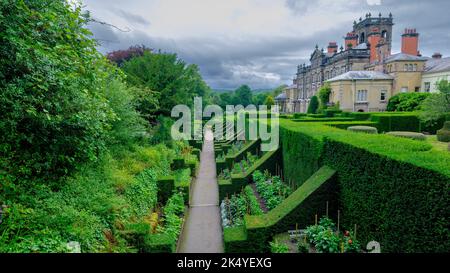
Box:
401, 28, 419, 56
368, 28, 381, 63
327, 42, 338, 54
345, 32, 358, 50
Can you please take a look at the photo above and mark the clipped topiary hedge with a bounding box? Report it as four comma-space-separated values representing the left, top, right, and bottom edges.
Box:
142, 233, 176, 253
371, 113, 421, 133
219, 148, 281, 201
280, 127, 322, 188
321, 139, 449, 253
347, 126, 378, 134
157, 176, 175, 204
224, 166, 338, 253
293, 113, 307, 119
386, 131, 427, 141
437, 121, 450, 142
323, 109, 343, 117
324, 121, 379, 130
349, 112, 372, 121
279, 120, 450, 253
292, 117, 355, 123
307, 114, 326, 118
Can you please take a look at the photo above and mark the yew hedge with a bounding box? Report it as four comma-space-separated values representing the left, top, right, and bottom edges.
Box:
279, 120, 450, 253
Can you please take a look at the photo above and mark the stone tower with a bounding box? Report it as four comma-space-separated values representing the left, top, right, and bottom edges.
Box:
353, 13, 394, 50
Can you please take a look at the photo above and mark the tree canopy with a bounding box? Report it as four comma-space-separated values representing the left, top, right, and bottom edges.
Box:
387, 92, 430, 112
0, 0, 143, 180
120, 51, 211, 117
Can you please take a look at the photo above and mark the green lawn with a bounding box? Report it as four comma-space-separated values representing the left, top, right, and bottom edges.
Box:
426, 135, 449, 152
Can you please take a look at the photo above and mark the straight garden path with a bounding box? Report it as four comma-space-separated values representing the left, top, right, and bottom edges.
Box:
177, 128, 224, 253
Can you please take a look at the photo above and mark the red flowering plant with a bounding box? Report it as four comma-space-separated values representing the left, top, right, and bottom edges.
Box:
343, 230, 361, 253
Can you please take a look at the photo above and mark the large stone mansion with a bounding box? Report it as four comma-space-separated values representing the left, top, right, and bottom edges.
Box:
276, 13, 450, 113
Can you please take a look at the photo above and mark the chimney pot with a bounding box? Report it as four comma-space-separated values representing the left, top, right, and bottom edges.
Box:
432, 52, 443, 59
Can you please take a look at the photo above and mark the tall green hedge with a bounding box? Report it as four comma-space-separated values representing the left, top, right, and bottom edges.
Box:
322, 139, 449, 252
279, 120, 450, 253
224, 166, 338, 252
371, 113, 421, 133
219, 148, 281, 200
280, 128, 322, 188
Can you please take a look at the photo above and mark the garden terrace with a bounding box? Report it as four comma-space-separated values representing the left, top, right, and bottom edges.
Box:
217, 147, 282, 201
279, 119, 449, 252
224, 166, 338, 253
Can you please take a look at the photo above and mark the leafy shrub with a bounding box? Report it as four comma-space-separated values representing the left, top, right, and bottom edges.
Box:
387, 92, 430, 112
125, 169, 158, 218
150, 115, 174, 145
347, 126, 378, 134
0, 0, 120, 180
318, 84, 332, 111
253, 170, 292, 210
314, 229, 340, 253
157, 193, 185, 241
220, 186, 263, 228
269, 241, 289, 253
386, 131, 427, 141
297, 241, 309, 253
243, 186, 264, 216
307, 96, 319, 114
220, 194, 247, 227
437, 121, 450, 142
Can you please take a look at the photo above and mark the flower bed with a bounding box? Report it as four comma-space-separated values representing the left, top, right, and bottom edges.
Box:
220, 186, 263, 228
231, 152, 259, 175
252, 170, 292, 210
303, 217, 361, 253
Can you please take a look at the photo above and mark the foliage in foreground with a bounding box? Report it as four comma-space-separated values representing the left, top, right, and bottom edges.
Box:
387, 92, 430, 112
0, 0, 145, 183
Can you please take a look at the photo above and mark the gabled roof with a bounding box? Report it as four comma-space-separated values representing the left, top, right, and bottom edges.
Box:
327, 71, 394, 82
424, 57, 450, 74
385, 53, 428, 63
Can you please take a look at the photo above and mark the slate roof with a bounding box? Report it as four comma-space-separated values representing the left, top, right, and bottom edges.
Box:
327, 71, 394, 82
385, 53, 428, 63
424, 57, 450, 74
275, 93, 288, 100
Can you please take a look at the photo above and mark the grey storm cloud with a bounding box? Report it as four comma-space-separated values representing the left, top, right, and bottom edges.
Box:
114, 9, 151, 26
84, 0, 450, 90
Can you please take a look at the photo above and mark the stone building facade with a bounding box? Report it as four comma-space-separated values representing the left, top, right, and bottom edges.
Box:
276, 13, 440, 113
279, 13, 395, 113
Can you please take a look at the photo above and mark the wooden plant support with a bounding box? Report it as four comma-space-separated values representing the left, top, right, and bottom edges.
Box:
337, 210, 340, 233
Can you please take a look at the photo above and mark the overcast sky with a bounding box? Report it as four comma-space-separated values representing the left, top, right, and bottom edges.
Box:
82, 0, 450, 90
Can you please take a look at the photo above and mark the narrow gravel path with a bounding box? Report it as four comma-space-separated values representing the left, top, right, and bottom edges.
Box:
177, 129, 224, 253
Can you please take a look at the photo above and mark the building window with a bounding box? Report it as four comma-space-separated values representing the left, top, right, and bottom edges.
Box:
357, 90, 368, 102
424, 82, 431, 92
409, 64, 414, 72
380, 90, 387, 101
415, 87, 420, 92
413, 64, 417, 72
404, 64, 408, 71
401, 87, 408, 93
